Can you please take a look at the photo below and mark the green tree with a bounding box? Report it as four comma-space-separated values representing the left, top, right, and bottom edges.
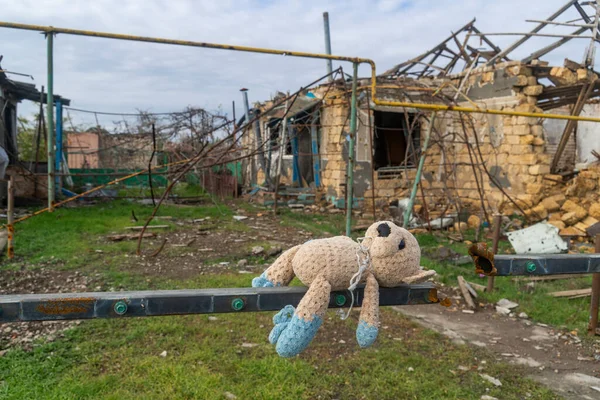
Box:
17, 115, 47, 162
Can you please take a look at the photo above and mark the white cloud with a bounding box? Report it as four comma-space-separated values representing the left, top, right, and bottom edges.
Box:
0, 0, 594, 127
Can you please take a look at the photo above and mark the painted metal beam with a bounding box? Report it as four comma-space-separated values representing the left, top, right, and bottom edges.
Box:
2, 21, 600, 124
55, 98, 63, 193
345, 62, 359, 237
470, 245, 600, 276
0, 284, 438, 322
46, 32, 55, 210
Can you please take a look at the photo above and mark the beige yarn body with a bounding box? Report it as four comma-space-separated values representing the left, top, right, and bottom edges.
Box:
262, 221, 434, 325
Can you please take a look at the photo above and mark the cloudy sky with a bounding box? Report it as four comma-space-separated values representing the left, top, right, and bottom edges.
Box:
0, 0, 595, 127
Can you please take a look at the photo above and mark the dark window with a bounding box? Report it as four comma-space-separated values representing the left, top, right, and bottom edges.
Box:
267, 120, 293, 155
373, 111, 420, 170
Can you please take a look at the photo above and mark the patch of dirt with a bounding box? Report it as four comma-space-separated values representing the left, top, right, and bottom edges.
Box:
0, 269, 95, 352
394, 292, 600, 400
104, 212, 321, 281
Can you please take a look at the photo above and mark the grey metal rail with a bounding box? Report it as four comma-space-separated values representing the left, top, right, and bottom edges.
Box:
469, 243, 600, 276
0, 284, 438, 322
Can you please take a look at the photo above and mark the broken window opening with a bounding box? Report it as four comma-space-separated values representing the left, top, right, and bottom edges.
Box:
373, 111, 421, 171
267, 119, 293, 156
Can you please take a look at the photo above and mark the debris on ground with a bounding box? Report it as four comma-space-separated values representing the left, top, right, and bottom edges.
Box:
496, 299, 519, 309
479, 374, 502, 387
251, 246, 265, 255
107, 233, 157, 241
125, 225, 169, 231
457, 276, 476, 310
506, 222, 568, 254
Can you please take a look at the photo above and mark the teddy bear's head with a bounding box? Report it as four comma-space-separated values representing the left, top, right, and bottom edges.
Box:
362, 221, 421, 287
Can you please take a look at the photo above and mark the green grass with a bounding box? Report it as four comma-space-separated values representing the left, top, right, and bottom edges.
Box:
0, 301, 556, 400
413, 231, 594, 332
278, 208, 347, 237
6, 199, 231, 268
0, 201, 569, 398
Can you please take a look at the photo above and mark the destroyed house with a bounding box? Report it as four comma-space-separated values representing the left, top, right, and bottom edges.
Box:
240, 1, 600, 232
0, 59, 70, 200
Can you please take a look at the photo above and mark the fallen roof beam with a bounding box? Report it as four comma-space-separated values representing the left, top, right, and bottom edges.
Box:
486, 0, 580, 64
469, 25, 508, 61
550, 79, 597, 172
0, 284, 439, 322
522, 26, 590, 63
525, 19, 595, 28
474, 32, 595, 39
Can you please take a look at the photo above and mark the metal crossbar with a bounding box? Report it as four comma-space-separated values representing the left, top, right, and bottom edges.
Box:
0, 284, 438, 322
472, 252, 600, 277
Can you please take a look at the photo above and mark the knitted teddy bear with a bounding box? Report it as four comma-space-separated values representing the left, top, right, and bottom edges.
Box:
252, 220, 434, 357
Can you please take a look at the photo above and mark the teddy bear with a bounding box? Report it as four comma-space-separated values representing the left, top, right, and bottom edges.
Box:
252, 220, 435, 357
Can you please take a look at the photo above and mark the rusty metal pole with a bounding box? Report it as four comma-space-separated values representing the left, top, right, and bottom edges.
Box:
588, 234, 600, 336
487, 214, 502, 292
7, 175, 14, 259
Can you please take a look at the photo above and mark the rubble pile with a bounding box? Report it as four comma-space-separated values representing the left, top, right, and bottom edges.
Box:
516, 164, 600, 242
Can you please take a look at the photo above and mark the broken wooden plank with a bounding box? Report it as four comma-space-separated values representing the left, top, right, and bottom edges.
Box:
463, 280, 478, 298
107, 233, 157, 241
587, 222, 600, 238
568, 293, 592, 300
564, 58, 584, 71
457, 276, 476, 309
125, 225, 169, 231
550, 288, 591, 298
171, 238, 197, 248
466, 281, 487, 292
512, 273, 588, 282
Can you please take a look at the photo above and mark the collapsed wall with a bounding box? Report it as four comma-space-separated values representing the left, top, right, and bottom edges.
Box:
241, 60, 599, 230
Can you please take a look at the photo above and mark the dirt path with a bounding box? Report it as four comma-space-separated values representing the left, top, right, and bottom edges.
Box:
394, 302, 600, 399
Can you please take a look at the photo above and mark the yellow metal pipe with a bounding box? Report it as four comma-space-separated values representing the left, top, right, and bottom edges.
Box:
1, 21, 600, 123
0, 21, 369, 64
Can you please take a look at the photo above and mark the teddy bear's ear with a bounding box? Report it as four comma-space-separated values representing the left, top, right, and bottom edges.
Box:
377, 223, 391, 237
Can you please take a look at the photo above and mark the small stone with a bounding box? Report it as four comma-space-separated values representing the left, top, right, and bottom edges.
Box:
224, 392, 237, 399
251, 246, 265, 255
462, 310, 475, 314
479, 374, 502, 387
208, 316, 218, 321
338, 339, 346, 344
467, 215, 481, 229
159, 351, 167, 357
237, 259, 248, 267
233, 216, 248, 221
241, 343, 258, 348
481, 396, 499, 400
497, 299, 519, 309
408, 367, 414, 372
519, 312, 529, 319
496, 306, 511, 315
458, 365, 470, 371
266, 247, 283, 257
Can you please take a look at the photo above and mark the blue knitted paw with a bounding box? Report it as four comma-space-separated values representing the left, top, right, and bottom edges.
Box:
269, 305, 295, 344
273, 312, 322, 358
356, 320, 379, 348
252, 272, 276, 288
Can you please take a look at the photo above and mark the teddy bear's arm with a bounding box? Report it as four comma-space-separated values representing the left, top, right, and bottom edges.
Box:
252, 245, 300, 287
356, 273, 380, 348
270, 274, 331, 357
